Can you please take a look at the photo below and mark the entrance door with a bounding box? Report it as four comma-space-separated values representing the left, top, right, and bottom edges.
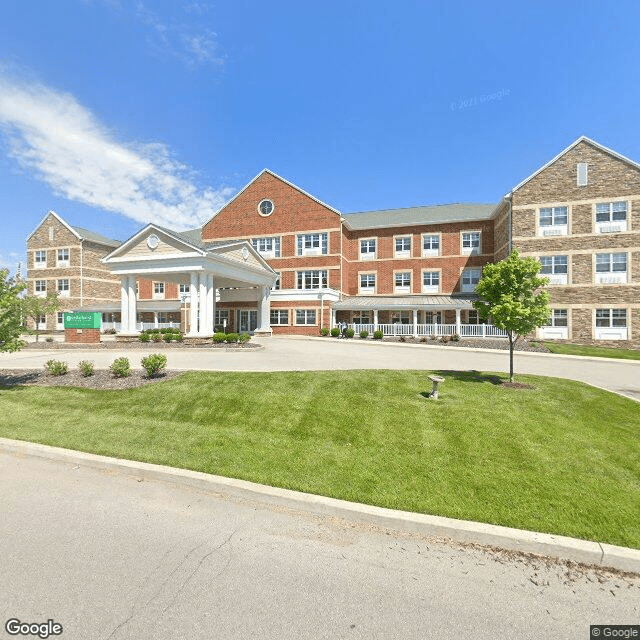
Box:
237, 309, 258, 333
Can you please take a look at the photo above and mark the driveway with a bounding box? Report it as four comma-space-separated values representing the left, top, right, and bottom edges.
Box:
0, 336, 639, 401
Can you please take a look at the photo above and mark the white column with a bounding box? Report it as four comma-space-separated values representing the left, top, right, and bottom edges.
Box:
189, 272, 199, 336
127, 276, 137, 333
198, 273, 208, 336
455, 309, 461, 336
206, 275, 215, 335
413, 309, 418, 338
256, 285, 272, 334
373, 309, 379, 331
153, 312, 158, 328
120, 277, 129, 333
331, 308, 336, 329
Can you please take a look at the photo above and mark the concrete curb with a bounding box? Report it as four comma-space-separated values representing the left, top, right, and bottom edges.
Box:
2, 437, 639, 574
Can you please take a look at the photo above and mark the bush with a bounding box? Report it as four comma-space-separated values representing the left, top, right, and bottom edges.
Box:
160, 328, 172, 334
330, 327, 340, 337
173, 333, 183, 342
163, 333, 173, 342
110, 357, 131, 378
45, 359, 68, 376
213, 332, 226, 344
452, 333, 460, 342
139, 333, 151, 343
399, 335, 406, 342
373, 330, 383, 340
359, 330, 369, 339
239, 333, 251, 343
141, 353, 167, 377
225, 332, 239, 343
346, 328, 355, 338
45, 336, 54, 343
320, 327, 329, 336
78, 360, 94, 377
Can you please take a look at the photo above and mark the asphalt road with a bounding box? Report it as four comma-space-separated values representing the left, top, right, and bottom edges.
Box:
1, 451, 637, 640
1, 336, 639, 401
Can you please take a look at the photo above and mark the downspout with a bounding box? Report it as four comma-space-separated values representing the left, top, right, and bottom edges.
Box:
507, 193, 513, 254
80, 239, 84, 307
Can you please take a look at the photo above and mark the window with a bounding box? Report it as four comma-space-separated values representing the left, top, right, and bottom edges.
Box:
179, 284, 189, 296
352, 312, 371, 324
461, 269, 481, 292
540, 255, 568, 284
395, 236, 411, 257
360, 238, 376, 259
422, 271, 440, 293
38, 314, 46, 327
35, 280, 46, 295
252, 236, 281, 258
270, 309, 288, 325
57, 312, 64, 327
547, 309, 568, 327
153, 282, 165, 298
539, 206, 568, 235
425, 311, 442, 324
272, 272, 281, 290
423, 234, 440, 256
34, 250, 46, 268
359, 273, 376, 293
297, 270, 328, 289
577, 163, 588, 186
215, 309, 229, 326
596, 308, 627, 327
391, 311, 410, 324
295, 309, 316, 325
394, 272, 411, 293
462, 232, 481, 254
157, 312, 168, 324
297, 233, 328, 256
595, 201, 628, 233
595, 253, 627, 283
258, 199, 274, 216
467, 310, 479, 324
57, 279, 69, 296
57, 248, 70, 266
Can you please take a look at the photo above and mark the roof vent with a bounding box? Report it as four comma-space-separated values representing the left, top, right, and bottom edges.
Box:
577, 163, 588, 186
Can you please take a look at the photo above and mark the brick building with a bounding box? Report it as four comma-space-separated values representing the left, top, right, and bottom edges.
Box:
25, 137, 640, 345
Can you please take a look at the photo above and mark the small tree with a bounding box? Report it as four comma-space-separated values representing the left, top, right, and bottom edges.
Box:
473, 250, 551, 382
21, 293, 61, 342
0, 269, 27, 352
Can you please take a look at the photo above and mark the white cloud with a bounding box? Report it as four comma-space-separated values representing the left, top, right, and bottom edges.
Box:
0, 252, 26, 276
0, 74, 234, 230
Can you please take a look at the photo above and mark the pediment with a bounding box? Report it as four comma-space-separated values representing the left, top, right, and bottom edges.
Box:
105, 226, 203, 262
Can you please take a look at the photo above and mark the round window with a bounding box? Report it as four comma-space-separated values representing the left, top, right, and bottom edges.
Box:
258, 199, 274, 216
147, 234, 160, 250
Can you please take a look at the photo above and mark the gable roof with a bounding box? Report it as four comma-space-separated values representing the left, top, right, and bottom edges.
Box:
203, 168, 342, 226
342, 203, 499, 230
27, 210, 121, 247
510, 136, 640, 194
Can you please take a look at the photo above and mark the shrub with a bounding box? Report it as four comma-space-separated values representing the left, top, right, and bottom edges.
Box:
359, 329, 369, 339
420, 336, 428, 343
346, 328, 355, 338
320, 327, 329, 336
330, 327, 340, 337
45, 359, 68, 376
225, 332, 239, 343
141, 353, 167, 377
452, 333, 460, 342
110, 357, 131, 378
163, 333, 173, 342
239, 333, 251, 343
160, 328, 172, 334
173, 333, 183, 342
139, 333, 151, 343
213, 332, 226, 344
399, 336, 406, 342
373, 330, 383, 340
152, 333, 163, 342
45, 336, 54, 343
78, 360, 94, 377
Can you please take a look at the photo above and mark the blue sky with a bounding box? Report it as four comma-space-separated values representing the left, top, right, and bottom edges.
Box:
1, 0, 640, 274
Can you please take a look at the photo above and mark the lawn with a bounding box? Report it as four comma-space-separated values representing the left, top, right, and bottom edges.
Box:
544, 342, 640, 360
0, 370, 638, 549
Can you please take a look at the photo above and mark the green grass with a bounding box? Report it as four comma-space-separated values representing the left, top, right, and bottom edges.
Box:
545, 342, 640, 360
0, 370, 638, 548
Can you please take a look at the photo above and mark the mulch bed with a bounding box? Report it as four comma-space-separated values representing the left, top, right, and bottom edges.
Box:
384, 337, 550, 353
0, 369, 184, 390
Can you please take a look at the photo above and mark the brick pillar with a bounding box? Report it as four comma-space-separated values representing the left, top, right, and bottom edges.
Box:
65, 329, 101, 344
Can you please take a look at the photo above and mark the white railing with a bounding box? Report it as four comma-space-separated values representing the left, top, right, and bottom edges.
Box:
346, 323, 507, 338
101, 322, 180, 332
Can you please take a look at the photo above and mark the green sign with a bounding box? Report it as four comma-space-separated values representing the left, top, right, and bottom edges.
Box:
64, 312, 102, 329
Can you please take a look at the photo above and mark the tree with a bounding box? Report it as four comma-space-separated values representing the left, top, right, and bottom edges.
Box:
21, 292, 62, 342
0, 269, 27, 352
473, 250, 551, 382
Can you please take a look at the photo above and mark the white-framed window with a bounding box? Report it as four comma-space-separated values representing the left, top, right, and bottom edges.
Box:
359, 273, 376, 294
595, 201, 628, 233
467, 310, 479, 324
425, 311, 442, 324
461, 268, 481, 292
391, 311, 410, 324
57, 248, 70, 267
595, 252, 627, 284
57, 312, 64, 328
394, 272, 411, 293
57, 279, 70, 297
540, 255, 568, 285
252, 236, 281, 258
359, 238, 376, 260
153, 282, 165, 299
352, 311, 371, 324
157, 312, 168, 324
538, 206, 568, 236
595, 308, 627, 340
270, 309, 288, 325
37, 314, 46, 329
272, 272, 281, 291
548, 309, 568, 327
35, 280, 47, 296
295, 309, 317, 325
422, 270, 440, 293
461, 231, 481, 255
394, 236, 411, 258
297, 270, 328, 289
539, 308, 569, 339
179, 284, 190, 296
297, 233, 328, 256
34, 250, 47, 269
215, 309, 230, 327
422, 234, 440, 257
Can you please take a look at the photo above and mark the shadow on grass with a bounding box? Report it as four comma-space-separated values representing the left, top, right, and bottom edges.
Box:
0, 371, 41, 389
431, 370, 505, 385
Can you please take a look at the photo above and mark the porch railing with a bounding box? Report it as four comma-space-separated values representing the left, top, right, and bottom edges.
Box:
348, 323, 507, 338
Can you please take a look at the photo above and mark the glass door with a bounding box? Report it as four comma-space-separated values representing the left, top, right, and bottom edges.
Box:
237, 309, 258, 333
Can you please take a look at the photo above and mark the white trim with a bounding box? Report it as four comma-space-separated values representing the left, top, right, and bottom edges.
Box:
103, 225, 207, 261
27, 210, 81, 243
